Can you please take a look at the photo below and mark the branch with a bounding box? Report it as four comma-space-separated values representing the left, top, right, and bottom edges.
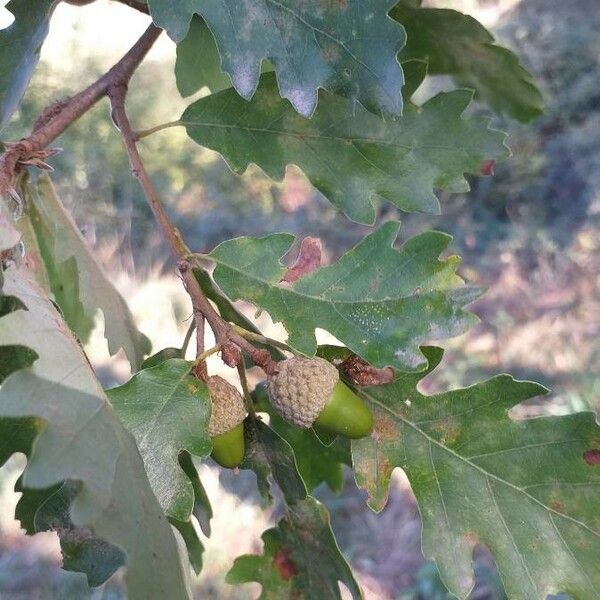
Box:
0, 24, 161, 197
108, 86, 278, 376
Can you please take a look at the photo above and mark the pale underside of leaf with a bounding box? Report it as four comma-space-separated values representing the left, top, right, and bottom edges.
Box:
183, 72, 508, 224
0, 267, 191, 599
29, 173, 150, 369
352, 348, 600, 600
151, 0, 405, 117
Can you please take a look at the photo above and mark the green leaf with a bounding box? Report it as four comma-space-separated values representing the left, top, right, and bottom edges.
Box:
401, 58, 428, 101
17, 481, 126, 587
151, 0, 405, 117
30, 233, 94, 343
14, 479, 60, 535
28, 173, 150, 368
0, 267, 191, 599
0, 345, 38, 383
207, 222, 478, 371
0, 295, 40, 471
393, 0, 544, 122
226, 497, 361, 600
183, 72, 508, 223
107, 358, 212, 522
12, 181, 52, 291
240, 417, 307, 505
141, 346, 184, 369
352, 347, 600, 599
172, 518, 204, 575
170, 454, 212, 575
253, 383, 350, 494
175, 15, 232, 96
0, 0, 57, 130
0, 417, 39, 472
179, 451, 212, 536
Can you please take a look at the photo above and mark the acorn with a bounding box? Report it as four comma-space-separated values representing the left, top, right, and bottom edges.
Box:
267, 357, 373, 439
207, 375, 247, 468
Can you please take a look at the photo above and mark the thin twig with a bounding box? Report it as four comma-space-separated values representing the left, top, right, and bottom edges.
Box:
109, 84, 189, 258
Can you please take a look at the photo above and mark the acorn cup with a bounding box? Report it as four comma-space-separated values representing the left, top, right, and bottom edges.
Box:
207, 375, 247, 468
267, 357, 373, 439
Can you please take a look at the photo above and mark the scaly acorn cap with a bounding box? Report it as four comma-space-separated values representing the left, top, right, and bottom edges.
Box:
207, 375, 246, 437
267, 357, 340, 428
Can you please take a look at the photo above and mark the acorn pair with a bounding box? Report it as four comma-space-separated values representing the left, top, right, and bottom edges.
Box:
208, 357, 373, 469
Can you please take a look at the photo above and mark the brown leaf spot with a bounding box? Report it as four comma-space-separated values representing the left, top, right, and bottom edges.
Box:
577, 538, 592, 550
373, 413, 397, 442
376, 455, 393, 480
273, 548, 297, 581
325, 0, 348, 10
463, 531, 479, 545
282, 237, 322, 283
187, 381, 201, 393
480, 159, 496, 176
321, 45, 340, 61
430, 419, 460, 445
549, 500, 565, 512
583, 449, 600, 465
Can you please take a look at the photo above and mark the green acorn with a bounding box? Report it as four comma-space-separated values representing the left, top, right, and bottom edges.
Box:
207, 375, 246, 468
267, 357, 373, 439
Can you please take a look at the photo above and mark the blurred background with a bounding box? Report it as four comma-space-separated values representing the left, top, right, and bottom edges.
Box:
0, 0, 598, 598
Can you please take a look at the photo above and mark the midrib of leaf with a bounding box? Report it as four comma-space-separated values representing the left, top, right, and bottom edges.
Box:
361, 389, 600, 541
180, 118, 466, 153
